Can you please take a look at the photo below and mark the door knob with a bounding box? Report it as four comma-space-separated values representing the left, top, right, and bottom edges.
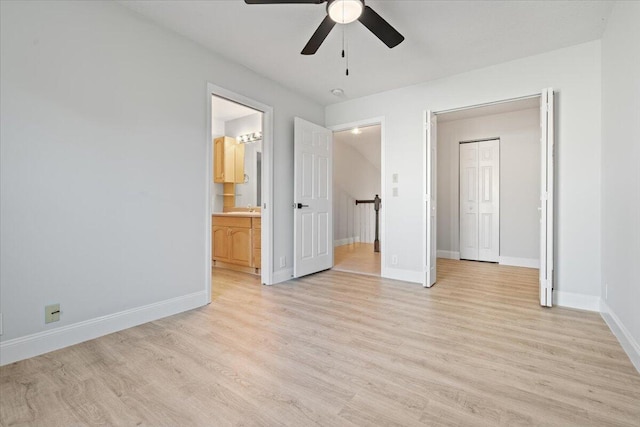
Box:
296, 203, 309, 209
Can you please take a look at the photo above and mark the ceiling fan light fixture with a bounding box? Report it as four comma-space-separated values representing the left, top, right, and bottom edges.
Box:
327, 0, 363, 24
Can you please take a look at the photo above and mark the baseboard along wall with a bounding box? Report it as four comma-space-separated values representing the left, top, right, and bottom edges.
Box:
0, 291, 208, 366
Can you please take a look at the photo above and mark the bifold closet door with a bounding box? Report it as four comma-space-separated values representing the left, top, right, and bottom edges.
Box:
459, 140, 499, 262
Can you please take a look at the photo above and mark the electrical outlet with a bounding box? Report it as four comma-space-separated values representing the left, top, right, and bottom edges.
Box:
392, 187, 398, 197
280, 256, 286, 268
392, 255, 398, 265
392, 173, 398, 184
45, 304, 60, 324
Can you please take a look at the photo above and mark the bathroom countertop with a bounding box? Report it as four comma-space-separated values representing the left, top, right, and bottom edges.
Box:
212, 211, 261, 217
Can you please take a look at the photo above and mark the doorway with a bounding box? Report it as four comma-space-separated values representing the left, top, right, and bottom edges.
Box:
206, 84, 274, 300
424, 90, 555, 306
330, 120, 383, 277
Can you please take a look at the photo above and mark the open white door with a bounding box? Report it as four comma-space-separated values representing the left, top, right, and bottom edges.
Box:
423, 111, 437, 287
293, 117, 333, 278
540, 88, 554, 306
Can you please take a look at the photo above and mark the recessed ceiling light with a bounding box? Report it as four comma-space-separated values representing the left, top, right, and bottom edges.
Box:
330, 88, 344, 97
351, 127, 362, 135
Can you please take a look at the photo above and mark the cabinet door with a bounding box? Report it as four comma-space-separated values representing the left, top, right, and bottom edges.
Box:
234, 142, 245, 183
229, 227, 252, 266
212, 226, 229, 261
223, 137, 236, 183
213, 137, 225, 183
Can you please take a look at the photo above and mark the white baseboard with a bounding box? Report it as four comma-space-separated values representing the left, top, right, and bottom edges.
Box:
0, 291, 208, 366
334, 236, 361, 247
271, 268, 293, 284
382, 267, 422, 284
437, 250, 460, 260
499, 256, 539, 268
553, 291, 601, 312
600, 301, 640, 374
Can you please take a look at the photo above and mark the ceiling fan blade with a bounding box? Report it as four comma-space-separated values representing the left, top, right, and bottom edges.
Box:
301, 15, 336, 55
244, 0, 324, 4
358, 6, 404, 49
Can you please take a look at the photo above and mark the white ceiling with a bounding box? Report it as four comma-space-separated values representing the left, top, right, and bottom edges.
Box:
120, 1, 614, 106
334, 124, 381, 171
212, 95, 259, 122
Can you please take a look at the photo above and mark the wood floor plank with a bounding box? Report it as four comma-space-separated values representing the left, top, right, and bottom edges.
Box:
1, 259, 639, 426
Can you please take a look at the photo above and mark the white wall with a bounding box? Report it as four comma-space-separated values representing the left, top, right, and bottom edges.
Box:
437, 108, 541, 264
600, 1, 640, 370
333, 141, 381, 244
326, 41, 602, 302
0, 0, 323, 364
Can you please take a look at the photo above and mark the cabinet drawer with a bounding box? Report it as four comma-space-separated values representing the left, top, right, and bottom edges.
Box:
212, 216, 251, 228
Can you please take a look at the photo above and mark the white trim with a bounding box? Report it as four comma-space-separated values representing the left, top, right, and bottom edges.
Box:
0, 291, 208, 366
207, 83, 274, 286
437, 250, 460, 260
499, 256, 539, 269
383, 267, 422, 284
334, 237, 361, 247
434, 94, 541, 116
553, 291, 601, 312
600, 301, 640, 374
271, 268, 293, 285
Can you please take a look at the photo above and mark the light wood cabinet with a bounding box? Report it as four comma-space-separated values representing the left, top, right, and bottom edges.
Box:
252, 217, 261, 268
212, 215, 260, 273
213, 136, 245, 184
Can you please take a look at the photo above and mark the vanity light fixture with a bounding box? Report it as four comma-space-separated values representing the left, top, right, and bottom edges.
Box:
237, 131, 262, 144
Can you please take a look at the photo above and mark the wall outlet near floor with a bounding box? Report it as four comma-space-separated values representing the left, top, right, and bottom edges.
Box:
45, 304, 61, 324
391, 255, 398, 265
279, 256, 286, 268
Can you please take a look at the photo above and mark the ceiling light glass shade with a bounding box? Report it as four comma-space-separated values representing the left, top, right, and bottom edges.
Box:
328, 0, 363, 24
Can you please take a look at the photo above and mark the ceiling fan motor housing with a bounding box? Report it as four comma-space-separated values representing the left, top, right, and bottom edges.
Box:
327, 0, 365, 24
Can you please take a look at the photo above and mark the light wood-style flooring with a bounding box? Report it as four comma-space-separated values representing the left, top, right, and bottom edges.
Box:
2, 259, 639, 426
333, 242, 381, 276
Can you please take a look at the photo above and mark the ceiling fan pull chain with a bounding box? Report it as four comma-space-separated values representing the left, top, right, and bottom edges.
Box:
345, 26, 349, 76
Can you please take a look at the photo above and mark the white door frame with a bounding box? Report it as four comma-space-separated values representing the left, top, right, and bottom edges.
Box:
328, 117, 386, 276
426, 90, 554, 305
206, 83, 274, 302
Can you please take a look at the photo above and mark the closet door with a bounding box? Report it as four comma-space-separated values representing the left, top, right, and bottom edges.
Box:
478, 140, 500, 262
459, 140, 500, 262
460, 143, 479, 260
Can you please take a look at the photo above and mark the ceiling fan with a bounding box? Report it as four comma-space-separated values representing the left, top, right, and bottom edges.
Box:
244, 0, 404, 55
